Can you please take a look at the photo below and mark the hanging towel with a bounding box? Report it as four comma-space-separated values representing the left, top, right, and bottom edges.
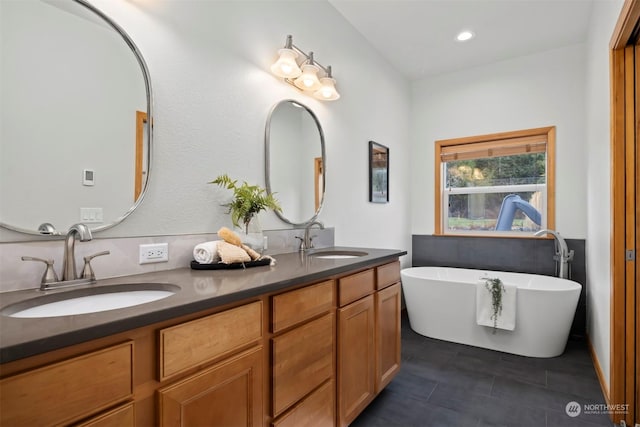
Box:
476, 280, 517, 331
193, 241, 222, 264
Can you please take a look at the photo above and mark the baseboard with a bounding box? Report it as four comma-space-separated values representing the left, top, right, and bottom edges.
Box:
587, 334, 611, 405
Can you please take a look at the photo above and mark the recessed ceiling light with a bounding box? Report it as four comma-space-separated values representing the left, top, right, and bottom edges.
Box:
456, 30, 475, 42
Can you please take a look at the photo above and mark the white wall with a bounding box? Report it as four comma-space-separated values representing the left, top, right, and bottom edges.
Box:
410, 44, 588, 239
84, 0, 410, 253
0, 0, 412, 287
584, 0, 624, 394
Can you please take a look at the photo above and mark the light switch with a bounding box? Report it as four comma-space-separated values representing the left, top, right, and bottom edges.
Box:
80, 207, 103, 223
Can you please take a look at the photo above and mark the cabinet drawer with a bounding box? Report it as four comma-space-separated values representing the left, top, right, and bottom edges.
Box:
76, 402, 135, 427
338, 269, 375, 307
376, 261, 400, 289
273, 380, 335, 427
272, 280, 335, 333
272, 313, 334, 416
0, 342, 133, 427
159, 301, 262, 380
376, 261, 400, 290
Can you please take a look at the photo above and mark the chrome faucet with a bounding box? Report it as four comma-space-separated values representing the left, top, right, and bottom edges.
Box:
534, 229, 574, 279
296, 221, 324, 251
22, 223, 110, 290
62, 223, 93, 281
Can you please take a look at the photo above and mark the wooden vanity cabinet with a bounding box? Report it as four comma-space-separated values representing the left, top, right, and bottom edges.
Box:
337, 261, 402, 427
0, 257, 402, 427
270, 280, 336, 426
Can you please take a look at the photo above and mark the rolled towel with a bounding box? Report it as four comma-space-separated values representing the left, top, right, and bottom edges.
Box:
193, 241, 221, 264
217, 241, 251, 264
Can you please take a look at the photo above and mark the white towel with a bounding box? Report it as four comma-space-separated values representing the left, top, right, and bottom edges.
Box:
193, 241, 221, 264
476, 280, 516, 331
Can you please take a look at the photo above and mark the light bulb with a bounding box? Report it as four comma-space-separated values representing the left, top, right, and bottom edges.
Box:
313, 77, 340, 101
294, 64, 322, 91
456, 30, 475, 42
270, 48, 302, 78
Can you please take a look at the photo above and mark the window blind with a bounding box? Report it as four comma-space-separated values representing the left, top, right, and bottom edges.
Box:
440, 135, 547, 162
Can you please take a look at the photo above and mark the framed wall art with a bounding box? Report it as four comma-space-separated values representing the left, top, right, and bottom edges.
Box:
369, 141, 389, 203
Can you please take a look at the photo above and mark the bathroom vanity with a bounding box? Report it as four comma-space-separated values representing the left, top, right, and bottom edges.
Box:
0, 248, 405, 427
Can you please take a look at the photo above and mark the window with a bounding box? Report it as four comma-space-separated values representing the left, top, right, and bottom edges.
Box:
435, 126, 555, 236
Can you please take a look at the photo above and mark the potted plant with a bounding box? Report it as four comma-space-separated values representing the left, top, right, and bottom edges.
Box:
209, 174, 282, 250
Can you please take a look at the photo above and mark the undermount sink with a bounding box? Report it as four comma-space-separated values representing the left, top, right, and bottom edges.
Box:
2, 283, 180, 318
309, 250, 368, 259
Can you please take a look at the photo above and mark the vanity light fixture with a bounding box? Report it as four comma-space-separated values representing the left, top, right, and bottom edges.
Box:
271, 35, 340, 101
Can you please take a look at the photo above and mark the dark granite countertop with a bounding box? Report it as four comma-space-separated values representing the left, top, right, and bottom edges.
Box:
0, 247, 406, 364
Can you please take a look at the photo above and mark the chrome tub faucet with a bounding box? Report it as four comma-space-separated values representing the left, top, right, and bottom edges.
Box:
534, 229, 574, 279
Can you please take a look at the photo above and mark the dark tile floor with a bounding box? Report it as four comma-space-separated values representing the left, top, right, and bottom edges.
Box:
351, 312, 613, 427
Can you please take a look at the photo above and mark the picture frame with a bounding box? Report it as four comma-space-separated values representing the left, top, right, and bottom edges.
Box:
369, 141, 389, 203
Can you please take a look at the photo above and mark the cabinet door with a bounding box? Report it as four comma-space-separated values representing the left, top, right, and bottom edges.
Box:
158, 346, 263, 427
337, 295, 375, 427
375, 282, 401, 392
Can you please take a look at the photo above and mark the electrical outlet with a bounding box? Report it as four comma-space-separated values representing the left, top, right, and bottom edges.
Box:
139, 243, 169, 264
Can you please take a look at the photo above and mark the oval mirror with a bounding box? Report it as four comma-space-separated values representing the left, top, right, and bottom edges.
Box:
265, 100, 325, 226
0, 0, 152, 237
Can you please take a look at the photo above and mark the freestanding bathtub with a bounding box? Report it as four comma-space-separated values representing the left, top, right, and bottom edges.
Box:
401, 267, 582, 358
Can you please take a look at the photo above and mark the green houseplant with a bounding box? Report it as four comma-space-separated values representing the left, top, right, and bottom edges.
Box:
209, 174, 282, 234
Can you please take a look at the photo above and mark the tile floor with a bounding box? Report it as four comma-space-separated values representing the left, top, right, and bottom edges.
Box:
351, 312, 612, 427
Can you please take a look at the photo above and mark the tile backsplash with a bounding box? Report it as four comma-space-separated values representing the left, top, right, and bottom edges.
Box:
0, 228, 334, 293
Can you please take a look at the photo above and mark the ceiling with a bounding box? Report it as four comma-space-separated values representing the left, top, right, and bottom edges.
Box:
328, 0, 594, 81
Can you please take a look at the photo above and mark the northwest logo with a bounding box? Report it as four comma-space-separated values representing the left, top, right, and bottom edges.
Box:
565, 401, 581, 417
